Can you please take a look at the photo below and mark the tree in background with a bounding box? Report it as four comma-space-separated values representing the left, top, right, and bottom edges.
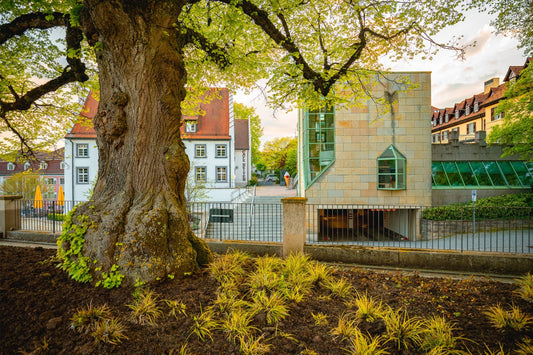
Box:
487, 64, 533, 160
2, 0, 467, 285
0, 170, 53, 200
472, 1, 532, 161
261, 137, 297, 175
233, 103, 263, 164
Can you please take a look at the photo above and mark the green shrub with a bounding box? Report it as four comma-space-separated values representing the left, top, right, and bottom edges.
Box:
47, 213, 66, 221
248, 176, 258, 186
423, 193, 533, 221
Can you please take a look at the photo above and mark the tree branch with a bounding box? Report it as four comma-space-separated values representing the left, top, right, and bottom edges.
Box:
0, 11, 88, 154
0, 12, 66, 45
179, 25, 232, 68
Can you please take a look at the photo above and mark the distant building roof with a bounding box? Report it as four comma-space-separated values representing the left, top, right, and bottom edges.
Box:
66, 89, 234, 140
234, 119, 250, 150
0, 148, 65, 175
181, 88, 231, 140
65, 91, 97, 139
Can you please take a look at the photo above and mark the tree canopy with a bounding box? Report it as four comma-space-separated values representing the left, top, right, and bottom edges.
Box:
487, 64, 533, 160
233, 102, 263, 163
260, 136, 297, 174
1, 0, 469, 286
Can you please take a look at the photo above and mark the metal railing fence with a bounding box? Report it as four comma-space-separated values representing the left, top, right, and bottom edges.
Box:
306, 204, 533, 254
13, 199, 533, 254
15, 199, 82, 234
188, 201, 283, 242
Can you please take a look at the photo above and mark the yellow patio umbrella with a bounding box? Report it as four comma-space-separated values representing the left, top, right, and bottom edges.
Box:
57, 185, 65, 206
34, 185, 43, 209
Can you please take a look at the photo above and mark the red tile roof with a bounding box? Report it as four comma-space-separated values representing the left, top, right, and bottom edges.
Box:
0, 148, 65, 175
66, 89, 232, 140
65, 91, 98, 139
181, 88, 231, 140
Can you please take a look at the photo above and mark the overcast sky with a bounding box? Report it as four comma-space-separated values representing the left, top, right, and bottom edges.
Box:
234, 9, 528, 146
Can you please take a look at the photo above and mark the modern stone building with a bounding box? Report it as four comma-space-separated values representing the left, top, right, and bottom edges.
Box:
297, 72, 432, 241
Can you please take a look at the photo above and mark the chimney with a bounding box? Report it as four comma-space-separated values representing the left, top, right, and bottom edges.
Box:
484, 78, 500, 93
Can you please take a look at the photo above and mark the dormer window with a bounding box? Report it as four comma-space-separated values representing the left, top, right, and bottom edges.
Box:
60, 161, 65, 170
185, 120, 197, 133
7, 162, 15, 171
465, 105, 470, 115
439, 115, 442, 125
455, 109, 459, 119
445, 113, 449, 123
474, 101, 479, 113
40, 161, 48, 170
24, 162, 30, 170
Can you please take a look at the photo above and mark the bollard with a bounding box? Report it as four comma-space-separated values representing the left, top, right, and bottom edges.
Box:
281, 197, 307, 257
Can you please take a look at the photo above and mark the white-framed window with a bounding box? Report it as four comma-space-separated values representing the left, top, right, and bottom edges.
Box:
195, 166, 206, 182
445, 113, 449, 123
44, 191, 57, 200
40, 161, 48, 170
439, 115, 442, 125
467, 122, 476, 134
185, 121, 197, 133
216, 166, 227, 182
76, 143, 89, 157
60, 161, 65, 169
195, 144, 206, 158
473, 101, 479, 113
455, 109, 459, 119
216, 144, 227, 158
24, 162, 30, 170
77, 167, 89, 184
465, 105, 470, 115
7, 162, 15, 171
45, 177, 56, 185
442, 130, 449, 141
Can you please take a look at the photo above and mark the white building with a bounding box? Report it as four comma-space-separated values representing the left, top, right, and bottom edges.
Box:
65, 89, 251, 202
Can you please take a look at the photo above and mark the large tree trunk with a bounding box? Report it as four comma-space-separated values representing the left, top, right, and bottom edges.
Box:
61, 0, 212, 285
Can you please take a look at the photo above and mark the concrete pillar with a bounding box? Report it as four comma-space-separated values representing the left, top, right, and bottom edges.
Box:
0, 195, 22, 238
282, 197, 307, 257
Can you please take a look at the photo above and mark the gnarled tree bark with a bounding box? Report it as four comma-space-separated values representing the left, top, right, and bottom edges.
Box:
65, 0, 211, 284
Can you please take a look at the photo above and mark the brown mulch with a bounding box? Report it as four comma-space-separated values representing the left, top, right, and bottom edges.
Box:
0, 245, 532, 354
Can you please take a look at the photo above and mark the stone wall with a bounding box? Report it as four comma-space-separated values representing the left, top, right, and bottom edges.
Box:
420, 218, 532, 240
303, 72, 432, 207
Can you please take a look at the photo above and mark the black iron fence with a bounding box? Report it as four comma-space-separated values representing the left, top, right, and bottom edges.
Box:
12, 199, 533, 254
306, 204, 533, 254
15, 199, 81, 234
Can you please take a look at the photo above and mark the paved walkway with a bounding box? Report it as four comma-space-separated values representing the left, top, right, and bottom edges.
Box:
254, 185, 297, 197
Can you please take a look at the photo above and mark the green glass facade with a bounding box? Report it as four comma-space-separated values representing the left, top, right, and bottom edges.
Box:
303, 107, 335, 188
432, 161, 533, 189
377, 145, 407, 190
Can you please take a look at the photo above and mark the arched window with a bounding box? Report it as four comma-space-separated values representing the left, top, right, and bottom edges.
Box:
7, 162, 15, 171
24, 162, 30, 170
377, 145, 406, 190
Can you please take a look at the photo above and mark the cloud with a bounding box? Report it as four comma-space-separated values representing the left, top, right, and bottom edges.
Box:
464, 27, 492, 59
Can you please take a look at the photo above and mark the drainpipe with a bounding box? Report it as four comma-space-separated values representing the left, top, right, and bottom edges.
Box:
71, 140, 75, 202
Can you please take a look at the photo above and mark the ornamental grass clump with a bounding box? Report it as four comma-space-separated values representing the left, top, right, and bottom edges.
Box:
343, 329, 388, 355
91, 318, 129, 345
346, 292, 386, 323
383, 308, 423, 351
420, 315, 466, 353
220, 307, 258, 344
330, 313, 359, 342
515, 273, 533, 303
70, 302, 112, 334
209, 250, 250, 284
127, 289, 163, 326
189, 308, 218, 342
248, 290, 289, 325
484, 304, 533, 331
